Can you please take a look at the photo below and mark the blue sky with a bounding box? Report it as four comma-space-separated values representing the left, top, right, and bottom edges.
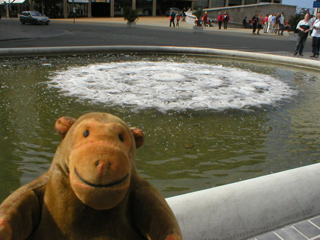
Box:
282, 0, 315, 8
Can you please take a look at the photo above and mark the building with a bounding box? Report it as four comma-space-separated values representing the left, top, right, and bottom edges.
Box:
210, 0, 281, 8
0, 0, 284, 18
205, 3, 295, 27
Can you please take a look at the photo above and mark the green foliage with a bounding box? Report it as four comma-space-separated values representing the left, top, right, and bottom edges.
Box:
288, 14, 303, 33
124, 7, 139, 23
193, 8, 204, 26
193, 8, 204, 20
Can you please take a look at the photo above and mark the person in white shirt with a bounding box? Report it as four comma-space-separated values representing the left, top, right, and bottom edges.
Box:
267, 13, 274, 33
311, 12, 320, 58
278, 12, 285, 35
294, 13, 313, 56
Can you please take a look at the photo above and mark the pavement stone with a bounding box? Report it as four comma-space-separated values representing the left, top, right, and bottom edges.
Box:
251, 216, 320, 240
294, 221, 320, 238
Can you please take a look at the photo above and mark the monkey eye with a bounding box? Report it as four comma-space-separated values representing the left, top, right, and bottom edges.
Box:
83, 130, 90, 138
118, 134, 124, 142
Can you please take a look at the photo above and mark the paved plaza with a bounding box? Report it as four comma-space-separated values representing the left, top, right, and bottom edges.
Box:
0, 16, 315, 58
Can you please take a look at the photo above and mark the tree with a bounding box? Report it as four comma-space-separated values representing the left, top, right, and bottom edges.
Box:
288, 14, 303, 33
193, 8, 204, 26
124, 7, 139, 23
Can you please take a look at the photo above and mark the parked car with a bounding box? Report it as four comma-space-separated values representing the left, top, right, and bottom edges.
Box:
19, 11, 50, 25
165, 7, 181, 17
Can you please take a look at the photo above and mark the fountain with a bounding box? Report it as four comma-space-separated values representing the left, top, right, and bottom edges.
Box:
48, 61, 296, 112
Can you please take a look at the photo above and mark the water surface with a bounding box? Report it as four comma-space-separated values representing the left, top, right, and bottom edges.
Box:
0, 54, 319, 201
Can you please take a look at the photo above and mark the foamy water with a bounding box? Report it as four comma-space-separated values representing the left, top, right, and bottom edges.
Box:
48, 61, 297, 112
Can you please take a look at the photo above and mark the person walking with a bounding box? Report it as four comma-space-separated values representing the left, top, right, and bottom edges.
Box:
311, 12, 320, 58
202, 11, 208, 28
252, 13, 259, 35
257, 13, 263, 35
182, 8, 186, 21
176, 14, 181, 27
263, 14, 269, 33
278, 12, 285, 35
268, 13, 274, 33
217, 12, 223, 29
243, 16, 248, 28
169, 10, 176, 27
274, 13, 281, 35
223, 12, 229, 29
271, 13, 276, 33
294, 13, 313, 56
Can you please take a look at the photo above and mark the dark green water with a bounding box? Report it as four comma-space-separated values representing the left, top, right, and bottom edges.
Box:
0, 54, 319, 201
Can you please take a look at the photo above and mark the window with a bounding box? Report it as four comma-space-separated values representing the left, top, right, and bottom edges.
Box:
229, 0, 242, 6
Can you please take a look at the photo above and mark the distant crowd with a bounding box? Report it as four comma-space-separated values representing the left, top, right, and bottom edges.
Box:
242, 12, 289, 35
243, 11, 320, 58
168, 8, 320, 58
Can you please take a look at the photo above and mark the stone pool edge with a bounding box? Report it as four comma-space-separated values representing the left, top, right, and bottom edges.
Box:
167, 163, 320, 240
0, 46, 319, 70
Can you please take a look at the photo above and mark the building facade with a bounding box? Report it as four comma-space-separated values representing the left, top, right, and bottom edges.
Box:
0, 0, 283, 18
209, 0, 281, 8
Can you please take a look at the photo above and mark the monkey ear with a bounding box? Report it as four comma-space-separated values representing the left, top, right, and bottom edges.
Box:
55, 116, 77, 138
130, 127, 145, 149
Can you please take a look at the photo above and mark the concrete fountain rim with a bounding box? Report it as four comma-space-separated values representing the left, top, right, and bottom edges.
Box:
0, 45, 319, 71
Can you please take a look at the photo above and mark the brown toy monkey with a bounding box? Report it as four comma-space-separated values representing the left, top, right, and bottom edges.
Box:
0, 112, 182, 240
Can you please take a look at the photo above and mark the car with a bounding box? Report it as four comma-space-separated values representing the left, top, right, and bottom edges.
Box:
19, 11, 50, 25
165, 7, 181, 17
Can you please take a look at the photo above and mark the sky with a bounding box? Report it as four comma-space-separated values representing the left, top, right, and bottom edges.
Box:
282, 0, 315, 9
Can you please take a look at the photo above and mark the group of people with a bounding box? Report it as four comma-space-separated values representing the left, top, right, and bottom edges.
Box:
168, 8, 320, 58
265, 12, 287, 35
169, 11, 179, 27
169, 8, 187, 27
243, 12, 287, 35
294, 12, 320, 58
217, 12, 230, 29
195, 11, 230, 29
196, 11, 230, 29
194, 11, 210, 28
170, 9, 231, 30
242, 11, 320, 58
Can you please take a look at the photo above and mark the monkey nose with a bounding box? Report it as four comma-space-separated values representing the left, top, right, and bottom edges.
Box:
96, 160, 112, 182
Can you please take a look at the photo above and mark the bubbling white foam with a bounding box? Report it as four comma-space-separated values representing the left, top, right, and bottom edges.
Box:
48, 61, 297, 112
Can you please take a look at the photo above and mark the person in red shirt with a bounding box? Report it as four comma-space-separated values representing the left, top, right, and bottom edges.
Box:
263, 14, 269, 33
217, 12, 223, 29
202, 11, 208, 28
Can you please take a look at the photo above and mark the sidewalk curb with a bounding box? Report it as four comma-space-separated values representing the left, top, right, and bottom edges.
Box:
0, 46, 319, 70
